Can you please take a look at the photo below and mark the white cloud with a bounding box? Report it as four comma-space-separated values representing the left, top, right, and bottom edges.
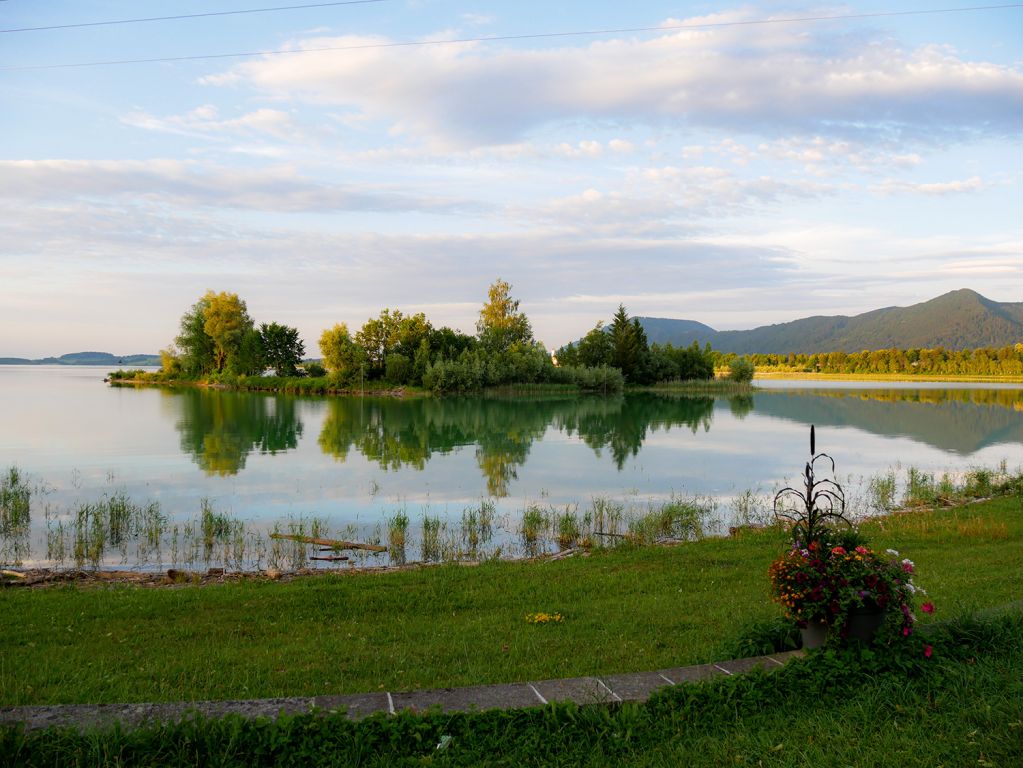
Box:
0, 159, 481, 214
870, 176, 986, 196
202, 12, 1023, 147
123, 106, 301, 141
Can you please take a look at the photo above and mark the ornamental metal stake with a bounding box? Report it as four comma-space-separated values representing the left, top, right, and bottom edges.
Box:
774, 424, 849, 545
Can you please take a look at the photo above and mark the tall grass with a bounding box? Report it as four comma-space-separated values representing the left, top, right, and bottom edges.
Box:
421, 515, 444, 563
0, 466, 31, 565
387, 510, 410, 565
6, 459, 1023, 572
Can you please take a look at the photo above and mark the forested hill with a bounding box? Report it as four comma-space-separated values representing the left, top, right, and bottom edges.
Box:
638, 289, 1023, 354
0, 351, 160, 366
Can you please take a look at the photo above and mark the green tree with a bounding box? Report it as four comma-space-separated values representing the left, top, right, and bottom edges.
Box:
319, 324, 366, 384
203, 291, 254, 373
728, 356, 755, 383
159, 347, 182, 377
476, 279, 532, 353
609, 305, 649, 383
577, 322, 614, 368
232, 328, 265, 376
355, 309, 402, 375
175, 295, 216, 376
259, 322, 305, 376
392, 312, 432, 360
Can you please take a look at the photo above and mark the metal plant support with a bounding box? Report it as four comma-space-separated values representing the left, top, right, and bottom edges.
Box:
774, 425, 850, 544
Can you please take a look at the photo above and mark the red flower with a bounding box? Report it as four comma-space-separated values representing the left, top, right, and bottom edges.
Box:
831, 546, 847, 555
921, 602, 935, 614
924, 645, 933, 658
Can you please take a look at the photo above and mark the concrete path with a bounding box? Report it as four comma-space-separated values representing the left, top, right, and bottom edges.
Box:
0, 651, 803, 733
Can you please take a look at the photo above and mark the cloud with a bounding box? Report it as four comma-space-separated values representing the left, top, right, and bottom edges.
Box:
870, 176, 986, 196
123, 106, 301, 141
201, 10, 1023, 147
0, 159, 482, 214
640, 165, 837, 211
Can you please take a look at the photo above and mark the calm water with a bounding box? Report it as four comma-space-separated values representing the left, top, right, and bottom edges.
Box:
2, 366, 1022, 567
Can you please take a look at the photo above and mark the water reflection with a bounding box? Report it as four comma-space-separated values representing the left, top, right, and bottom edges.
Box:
167, 385, 1023, 482
316, 394, 719, 491
172, 388, 304, 475
754, 388, 1023, 454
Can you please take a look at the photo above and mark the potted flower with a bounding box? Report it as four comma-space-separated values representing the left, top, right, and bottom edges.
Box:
769, 427, 933, 648
769, 538, 932, 647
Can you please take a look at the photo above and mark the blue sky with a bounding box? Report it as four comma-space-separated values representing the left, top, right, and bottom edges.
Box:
2, 1, 1022, 357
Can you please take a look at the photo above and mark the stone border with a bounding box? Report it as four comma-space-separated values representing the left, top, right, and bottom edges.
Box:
0, 652, 803, 733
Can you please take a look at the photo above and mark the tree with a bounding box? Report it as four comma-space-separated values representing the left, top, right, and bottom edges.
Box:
159, 347, 182, 377
319, 324, 366, 384
203, 291, 254, 373
233, 327, 265, 376
728, 356, 755, 383
577, 322, 614, 368
175, 294, 216, 376
356, 309, 402, 374
609, 305, 649, 383
476, 279, 532, 353
259, 322, 305, 376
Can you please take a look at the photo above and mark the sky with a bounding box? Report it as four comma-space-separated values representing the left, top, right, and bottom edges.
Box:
2, 1, 1022, 357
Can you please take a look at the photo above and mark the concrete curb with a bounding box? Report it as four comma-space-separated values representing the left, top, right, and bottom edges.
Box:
0, 651, 804, 733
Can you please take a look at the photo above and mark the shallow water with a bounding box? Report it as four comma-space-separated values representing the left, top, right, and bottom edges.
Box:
1, 366, 1021, 568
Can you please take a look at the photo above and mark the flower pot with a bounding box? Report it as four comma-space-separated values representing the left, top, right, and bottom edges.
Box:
799, 620, 829, 650
846, 604, 886, 644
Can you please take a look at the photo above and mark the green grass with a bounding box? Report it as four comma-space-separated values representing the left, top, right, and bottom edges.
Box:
3, 612, 1022, 766
1, 497, 1020, 708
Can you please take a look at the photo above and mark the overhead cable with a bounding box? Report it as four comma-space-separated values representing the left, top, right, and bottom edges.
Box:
3, 3, 1022, 71
0, 0, 389, 34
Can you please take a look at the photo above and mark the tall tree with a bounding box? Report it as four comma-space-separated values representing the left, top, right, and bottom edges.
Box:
476, 278, 532, 353
260, 322, 305, 376
609, 305, 648, 382
203, 291, 254, 373
319, 323, 366, 383
356, 309, 402, 374
175, 294, 216, 376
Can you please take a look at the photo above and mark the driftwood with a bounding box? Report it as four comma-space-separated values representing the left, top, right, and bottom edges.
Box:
269, 533, 386, 553
1, 569, 27, 580
310, 555, 350, 562
547, 548, 577, 561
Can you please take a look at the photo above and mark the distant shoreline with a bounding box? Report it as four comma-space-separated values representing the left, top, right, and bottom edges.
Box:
753, 371, 1023, 384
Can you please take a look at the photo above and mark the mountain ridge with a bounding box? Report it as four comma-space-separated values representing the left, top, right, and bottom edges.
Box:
636, 289, 1023, 354
0, 351, 160, 366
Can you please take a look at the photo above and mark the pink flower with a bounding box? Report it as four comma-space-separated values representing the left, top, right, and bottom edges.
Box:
855, 546, 869, 555
924, 645, 933, 658
831, 546, 847, 555
921, 602, 935, 614
903, 626, 912, 636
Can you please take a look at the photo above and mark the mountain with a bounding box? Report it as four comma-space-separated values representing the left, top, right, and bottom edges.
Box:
634, 290, 1023, 354
0, 351, 161, 366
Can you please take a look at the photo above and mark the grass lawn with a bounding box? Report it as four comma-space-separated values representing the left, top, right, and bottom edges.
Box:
1, 497, 1020, 707
4, 613, 1022, 766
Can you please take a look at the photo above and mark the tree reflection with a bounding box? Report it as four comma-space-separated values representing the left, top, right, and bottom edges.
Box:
172, 389, 303, 475
316, 393, 717, 489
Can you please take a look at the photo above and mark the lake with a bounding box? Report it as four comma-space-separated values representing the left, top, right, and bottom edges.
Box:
1, 365, 1021, 569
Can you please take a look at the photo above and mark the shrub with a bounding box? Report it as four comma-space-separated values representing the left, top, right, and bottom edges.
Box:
727, 356, 755, 383
302, 362, 326, 378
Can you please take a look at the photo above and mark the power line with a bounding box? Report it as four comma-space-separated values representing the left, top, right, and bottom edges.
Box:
3, 3, 1022, 72
1, 0, 389, 34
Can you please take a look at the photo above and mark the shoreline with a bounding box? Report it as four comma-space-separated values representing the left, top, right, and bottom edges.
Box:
753, 371, 1023, 384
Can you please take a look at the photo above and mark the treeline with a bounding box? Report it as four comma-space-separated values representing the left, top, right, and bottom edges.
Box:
556, 305, 752, 385
158, 281, 625, 394
740, 345, 1023, 377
